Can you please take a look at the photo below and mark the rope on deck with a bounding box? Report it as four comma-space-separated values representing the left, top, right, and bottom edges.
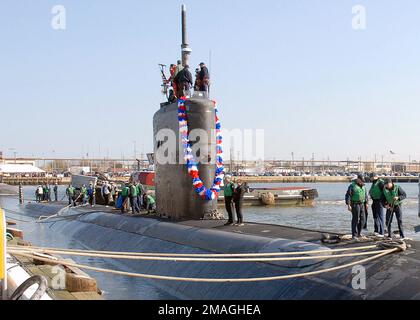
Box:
8, 247, 393, 262
37, 194, 84, 222
8, 248, 399, 283
8, 243, 380, 257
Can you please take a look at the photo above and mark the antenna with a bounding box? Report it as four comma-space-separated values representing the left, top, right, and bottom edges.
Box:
181, 4, 192, 67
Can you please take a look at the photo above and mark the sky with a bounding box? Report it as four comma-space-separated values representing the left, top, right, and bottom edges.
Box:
1, 0, 420, 162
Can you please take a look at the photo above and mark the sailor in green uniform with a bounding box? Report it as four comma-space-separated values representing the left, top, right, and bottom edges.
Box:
345, 174, 369, 239
146, 193, 156, 213
129, 182, 140, 214
136, 182, 144, 210
120, 184, 131, 214
369, 173, 385, 235
223, 175, 235, 226
381, 179, 406, 239
80, 185, 88, 205
66, 185, 75, 206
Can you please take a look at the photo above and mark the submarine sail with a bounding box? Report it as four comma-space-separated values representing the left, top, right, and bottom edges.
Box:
153, 5, 220, 220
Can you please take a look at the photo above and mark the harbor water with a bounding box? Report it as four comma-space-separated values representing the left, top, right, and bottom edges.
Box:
1, 183, 419, 299
247, 182, 420, 238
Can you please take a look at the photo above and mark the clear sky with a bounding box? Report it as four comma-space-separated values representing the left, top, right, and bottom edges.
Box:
1, 0, 420, 162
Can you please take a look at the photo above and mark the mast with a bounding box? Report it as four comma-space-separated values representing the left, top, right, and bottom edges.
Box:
181, 4, 192, 67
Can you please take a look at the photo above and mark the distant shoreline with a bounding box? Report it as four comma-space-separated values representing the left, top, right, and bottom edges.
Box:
239, 176, 419, 184
1, 175, 419, 186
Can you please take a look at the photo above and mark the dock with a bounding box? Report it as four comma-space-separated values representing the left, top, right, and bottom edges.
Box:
5, 231, 103, 300
1, 177, 67, 186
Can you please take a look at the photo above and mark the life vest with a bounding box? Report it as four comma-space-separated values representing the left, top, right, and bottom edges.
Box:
383, 185, 402, 206
67, 186, 75, 195
130, 185, 138, 197
224, 182, 234, 197
351, 182, 366, 203
147, 195, 156, 205
81, 187, 87, 195
121, 186, 130, 197
369, 179, 384, 200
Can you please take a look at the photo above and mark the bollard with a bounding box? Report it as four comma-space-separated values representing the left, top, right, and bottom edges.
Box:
18, 183, 24, 205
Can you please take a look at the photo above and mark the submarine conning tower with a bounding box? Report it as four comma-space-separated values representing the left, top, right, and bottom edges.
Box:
153, 5, 219, 220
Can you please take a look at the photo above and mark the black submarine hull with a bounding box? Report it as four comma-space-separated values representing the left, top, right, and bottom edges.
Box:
19, 202, 420, 300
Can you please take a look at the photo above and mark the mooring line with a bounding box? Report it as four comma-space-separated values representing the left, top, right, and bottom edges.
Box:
7, 248, 390, 262
9, 249, 398, 283
7, 244, 380, 258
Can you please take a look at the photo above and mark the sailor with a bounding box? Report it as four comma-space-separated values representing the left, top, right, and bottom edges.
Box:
102, 181, 111, 207
87, 182, 95, 206
42, 185, 47, 202
174, 60, 183, 76
168, 64, 178, 97
369, 173, 385, 236
146, 192, 156, 213
110, 182, 117, 204
194, 68, 201, 91
53, 182, 58, 202
168, 89, 177, 103
129, 182, 140, 214
136, 182, 144, 210
381, 179, 406, 239
198, 62, 210, 93
174, 64, 193, 97
81, 184, 88, 205
345, 174, 369, 239
233, 179, 246, 226
35, 185, 43, 203
45, 185, 52, 202
223, 175, 235, 226
66, 184, 75, 206
120, 183, 131, 214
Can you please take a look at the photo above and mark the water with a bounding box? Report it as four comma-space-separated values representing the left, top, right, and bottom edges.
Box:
1, 183, 419, 299
247, 182, 420, 238
0, 186, 175, 300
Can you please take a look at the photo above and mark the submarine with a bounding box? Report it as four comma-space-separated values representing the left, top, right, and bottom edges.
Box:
3, 5, 420, 300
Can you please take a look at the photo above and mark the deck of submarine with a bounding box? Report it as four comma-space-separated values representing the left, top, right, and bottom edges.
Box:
17, 201, 420, 299
40, 202, 420, 256
61, 203, 420, 299
63, 202, 329, 243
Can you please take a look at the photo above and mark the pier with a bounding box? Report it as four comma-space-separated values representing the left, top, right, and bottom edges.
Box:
0, 177, 68, 186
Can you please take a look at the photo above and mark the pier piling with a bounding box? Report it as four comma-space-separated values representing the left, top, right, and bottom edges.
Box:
18, 183, 24, 205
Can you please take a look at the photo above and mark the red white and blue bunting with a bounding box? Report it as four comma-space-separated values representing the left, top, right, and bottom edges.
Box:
178, 97, 225, 200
